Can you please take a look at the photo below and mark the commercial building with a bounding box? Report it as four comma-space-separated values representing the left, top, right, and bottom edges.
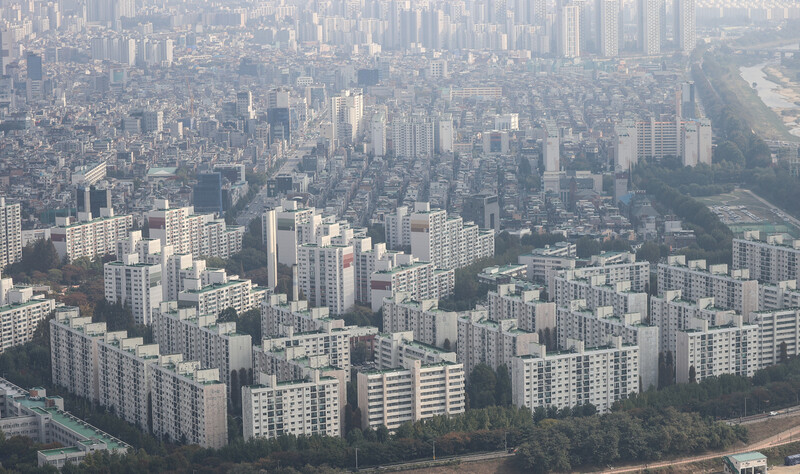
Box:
457, 311, 537, 377
357, 358, 465, 431
382, 293, 457, 348
511, 336, 639, 413
150, 356, 228, 449
0, 379, 129, 468
0, 197, 21, 268
657, 256, 759, 320
675, 315, 758, 383
50, 211, 133, 262
153, 302, 253, 400
543, 120, 560, 173
462, 194, 501, 233
243, 370, 341, 440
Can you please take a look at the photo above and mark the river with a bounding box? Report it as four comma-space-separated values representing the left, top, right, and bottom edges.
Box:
739, 61, 798, 109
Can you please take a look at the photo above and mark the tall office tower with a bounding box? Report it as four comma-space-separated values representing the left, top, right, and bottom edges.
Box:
638, 0, 663, 55
675, 0, 696, 52
193, 172, 224, 214
597, 0, 620, 57
330, 89, 363, 144
435, 114, 454, 153
267, 107, 291, 144
236, 91, 253, 119
77, 186, 111, 219
543, 121, 560, 172
558, 4, 581, 58
142, 110, 163, 133
370, 111, 386, 157
462, 194, 501, 232
613, 121, 637, 171
26, 53, 42, 80
0, 198, 21, 268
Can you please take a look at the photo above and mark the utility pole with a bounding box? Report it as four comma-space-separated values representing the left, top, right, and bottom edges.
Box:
504, 431, 508, 452
744, 397, 748, 418
355, 447, 358, 471
432, 439, 436, 460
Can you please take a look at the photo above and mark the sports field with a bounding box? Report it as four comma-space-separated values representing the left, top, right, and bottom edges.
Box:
697, 189, 800, 236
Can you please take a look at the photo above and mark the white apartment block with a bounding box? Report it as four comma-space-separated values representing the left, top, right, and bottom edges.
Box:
243, 370, 342, 441
104, 254, 163, 325
638, 0, 662, 54
330, 89, 363, 144
261, 294, 345, 338
657, 256, 759, 319
650, 290, 739, 355
0, 197, 21, 268
759, 280, 800, 311
178, 269, 266, 317
732, 232, 800, 285
634, 118, 711, 166
381, 293, 457, 348
487, 284, 556, 334
97, 332, 159, 430
259, 325, 351, 378
261, 200, 319, 266
556, 302, 658, 391
613, 121, 637, 171
297, 236, 355, 315
374, 331, 457, 369
751, 308, 800, 368
357, 358, 465, 431
511, 336, 639, 413
675, 0, 696, 52
457, 311, 538, 377
50, 211, 133, 262
391, 114, 434, 159
0, 272, 55, 353
518, 242, 577, 283
553, 274, 648, 317
153, 302, 253, 400
545, 252, 649, 298
150, 356, 227, 449
146, 199, 244, 259
543, 120, 560, 173
598, 0, 621, 58
369, 258, 454, 312
675, 315, 757, 383
50, 307, 105, 401
384, 203, 495, 270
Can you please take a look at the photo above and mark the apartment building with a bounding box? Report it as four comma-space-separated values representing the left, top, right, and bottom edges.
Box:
675, 315, 758, 383
759, 280, 800, 311
258, 325, 351, 378
0, 197, 21, 268
511, 336, 639, 413
357, 358, 465, 431
650, 290, 739, 355
518, 242, 577, 283
261, 200, 319, 266
381, 293, 457, 348
243, 370, 342, 440
0, 272, 55, 353
545, 253, 650, 297
384, 203, 495, 270
297, 236, 355, 315
556, 302, 658, 391
178, 269, 266, 316
369, 258, 454, 312
97, 333, 159, 430
457, 311, 538, 377
146, 199, 244, 259
657, 256, 759, 319
104, 254, 163, 325
152, 302, 252, 400
150, 356, 227, 449
552, 274, 647, 317
50, 211, 133, 262
50, 307, 105, 401
750, 308, 800, 368
732, 232, 800, 285
486, 284, 556, 334
261, 294, 345, 338
374, 331, 457, 369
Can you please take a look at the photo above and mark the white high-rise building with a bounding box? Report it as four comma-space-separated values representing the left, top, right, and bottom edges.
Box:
486, 284, 556, 335
146, 200, 244, 259
543, 121, 560, 172
177, 269, 266, 317
50, 211, 133, 262
261, 294, 344, 338
512, 336, 638, 413
457, 311, 538, 377
370, 111, 387, 157
597, 0, 620, 57
0, 272, 55, 353
330, 89, 363, 144
297, 235, 355, 315
382, 293, 458, 348
552, 274, 648, 317
733, 232, 800, 286
675, 315, 757, 383
675, 0, 696, 52
357, 358, 465, 431
391, 114, 435, 159
435, 114, 454, 153
369, 256, 454, 312
152, 302, 253, 401
259, 325, 352, 378
374, 331, 458, 369
638, 0, 663, 55
243, 371, 342, 440
650, 290, 739, 355
104, 253, 163, 325
50, 307, 105, 402
613, 121, 637, 171
751, 308, 800, 368
0, 198, 21, 268
558, 4, 581, 58
150, 357, 227, 449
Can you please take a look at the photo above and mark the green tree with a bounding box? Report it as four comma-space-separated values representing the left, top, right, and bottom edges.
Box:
467, 364, 497, 409
575, 237, 601, 258
495, 365, 512, 407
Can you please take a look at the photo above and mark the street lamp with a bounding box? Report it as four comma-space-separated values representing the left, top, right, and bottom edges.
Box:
355, 447, 358, 471
432, 439, 436, 460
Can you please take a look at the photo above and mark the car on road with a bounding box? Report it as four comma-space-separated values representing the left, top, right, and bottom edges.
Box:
770, 411, 778, 416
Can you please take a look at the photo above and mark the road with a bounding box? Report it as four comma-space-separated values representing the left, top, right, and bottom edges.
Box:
357, 450, 515, 473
